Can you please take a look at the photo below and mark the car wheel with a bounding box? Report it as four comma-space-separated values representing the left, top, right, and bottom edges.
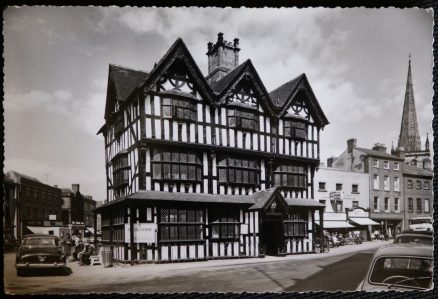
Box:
16, 269, 24, 277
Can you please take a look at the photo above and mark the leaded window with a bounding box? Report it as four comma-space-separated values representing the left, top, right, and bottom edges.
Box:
209, 208, 240, 240
159, 208, 204, 241
284, 210, 308, 237
284, 119, 308, 140
162, 97, 197, 121
227, 108, 259, 131
151, 148, 202, 182
273, 164, 307, 189
218, 156, 260, 186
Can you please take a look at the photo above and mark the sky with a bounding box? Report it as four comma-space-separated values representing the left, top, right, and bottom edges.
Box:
3, 7, 434, 201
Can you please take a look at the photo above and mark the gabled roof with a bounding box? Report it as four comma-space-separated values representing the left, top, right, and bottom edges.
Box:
211, 59, 275, 116
104, 64, 148, 118
5, 170, 42, 184
138, 38, 215, 105
269, 74, 329, 127
249, 187, 282, 210
355, 148, 404, 161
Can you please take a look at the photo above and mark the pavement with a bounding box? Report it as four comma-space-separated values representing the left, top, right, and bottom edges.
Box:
4, 240, 392, 294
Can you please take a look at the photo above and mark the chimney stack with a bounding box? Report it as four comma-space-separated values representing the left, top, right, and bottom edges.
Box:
72, 184, 80, 193
327, 157, 335, 167
372, 143, 387, 153
347, 138, 357, 153
206, 32, 240, 84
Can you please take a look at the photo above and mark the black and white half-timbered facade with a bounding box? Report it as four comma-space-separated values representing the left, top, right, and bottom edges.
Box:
95, 33, 329, 263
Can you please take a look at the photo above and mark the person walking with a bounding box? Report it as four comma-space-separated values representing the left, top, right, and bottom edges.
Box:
62, 233, 73, 258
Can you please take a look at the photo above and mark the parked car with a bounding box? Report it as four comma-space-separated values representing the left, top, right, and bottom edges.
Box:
408, 216, 432, 232
393, 230, 432, 245
357, 244, 432, 291
16, 234, 66, 276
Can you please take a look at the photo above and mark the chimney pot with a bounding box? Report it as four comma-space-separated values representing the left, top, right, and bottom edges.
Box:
327, 157, 335, 167
372, 143, 387, 152
72, 184, 80, 193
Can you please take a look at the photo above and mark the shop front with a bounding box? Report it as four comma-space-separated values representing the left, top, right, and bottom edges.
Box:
369, 212, 403, 239
346, 208, 379, 241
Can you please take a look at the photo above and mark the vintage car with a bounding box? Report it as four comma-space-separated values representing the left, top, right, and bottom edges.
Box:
393, 230, 432, 245
16, 234, 66, 276
357, 244, 432, 291
408, 217, 433, 232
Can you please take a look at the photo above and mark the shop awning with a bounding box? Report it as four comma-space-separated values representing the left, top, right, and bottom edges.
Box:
349, 217, 379, 226
315, 221, 354, 228
26, 226, 48, 234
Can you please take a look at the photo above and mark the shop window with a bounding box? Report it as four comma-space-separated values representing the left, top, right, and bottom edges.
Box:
284, 119, 308, 141
408, 198, 413, 212
162, 97, 197, 122
284, 211, 308, 237
273, 164, 307, 189
416, 198, 422, 213
159, 208, 204, 241
227, 108, 259, 131
152, 148, 202, 182
218, 156, 259, 186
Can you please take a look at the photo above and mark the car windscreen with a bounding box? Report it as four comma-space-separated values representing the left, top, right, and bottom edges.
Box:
23, 237, 58, 246
394, 236, 433, 245
369, 257, 432, 289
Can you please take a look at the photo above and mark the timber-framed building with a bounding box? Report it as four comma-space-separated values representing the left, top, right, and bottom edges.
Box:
95, 33, 329, 263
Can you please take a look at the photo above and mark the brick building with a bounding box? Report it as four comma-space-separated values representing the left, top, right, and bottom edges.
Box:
61, 184, 97, 236
3, 171, 63, 240
95, 33, 329, 263
332, 139, 405, 236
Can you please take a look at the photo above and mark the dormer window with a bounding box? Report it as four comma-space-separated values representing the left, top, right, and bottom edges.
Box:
227, 107, 259, 131
284, 115, 308, 141
162, 96, 197, 122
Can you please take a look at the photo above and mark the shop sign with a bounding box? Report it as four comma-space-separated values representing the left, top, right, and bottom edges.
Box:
330, 191, 344, 201
348, 208, 369, 218
96, 214, 102, 234
49, 214, 57, 221
324, 212, 347, 221
125, 223, 157, 243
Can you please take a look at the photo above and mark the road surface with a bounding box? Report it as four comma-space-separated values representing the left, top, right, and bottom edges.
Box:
4, 243, 384, 294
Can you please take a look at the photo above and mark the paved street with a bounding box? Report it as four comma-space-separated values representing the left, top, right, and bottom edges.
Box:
4, 241, 390, 294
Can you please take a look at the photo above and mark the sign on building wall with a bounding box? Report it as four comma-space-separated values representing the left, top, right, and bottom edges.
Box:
125, 223, 157, 243
96, 214, 102, 234
348, 208, 369, 218
329, 191, 344, 201
49, 214, 57, 221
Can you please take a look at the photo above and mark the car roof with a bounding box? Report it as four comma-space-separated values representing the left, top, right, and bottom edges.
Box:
374, 244, 432, 258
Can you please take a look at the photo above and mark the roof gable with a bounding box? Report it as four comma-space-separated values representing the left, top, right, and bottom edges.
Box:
212, 60, 276, 116
139, 38, 215, 105
104, 64, 148, 118
270, 74, 329, 127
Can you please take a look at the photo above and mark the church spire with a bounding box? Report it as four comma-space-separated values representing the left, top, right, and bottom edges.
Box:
425, 133, 430, 151
397, 54, 421, 152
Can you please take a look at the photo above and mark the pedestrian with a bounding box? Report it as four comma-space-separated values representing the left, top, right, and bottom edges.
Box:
62, 233, 72, 258
80, 241, 95, 266
73, 240, 84, 261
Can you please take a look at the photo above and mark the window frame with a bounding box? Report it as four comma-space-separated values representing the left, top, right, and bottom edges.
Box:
217, 156, 260, 187
273, 164, 307, 189
162, 96, 197, 122
373, 159, 379, 168
284, 117, 309, 141
394, 198, 400, 213
373, 197, 379, 212
159, 208, 204, 242
394, 162, 400, 170
384, 197, 390, 212
408, 198, 414, 212
227, 107, 260, 132
416, 198, 422, 213
383, 161, 389, 169
318, 182, 326, 191
373, 174, 379, 190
